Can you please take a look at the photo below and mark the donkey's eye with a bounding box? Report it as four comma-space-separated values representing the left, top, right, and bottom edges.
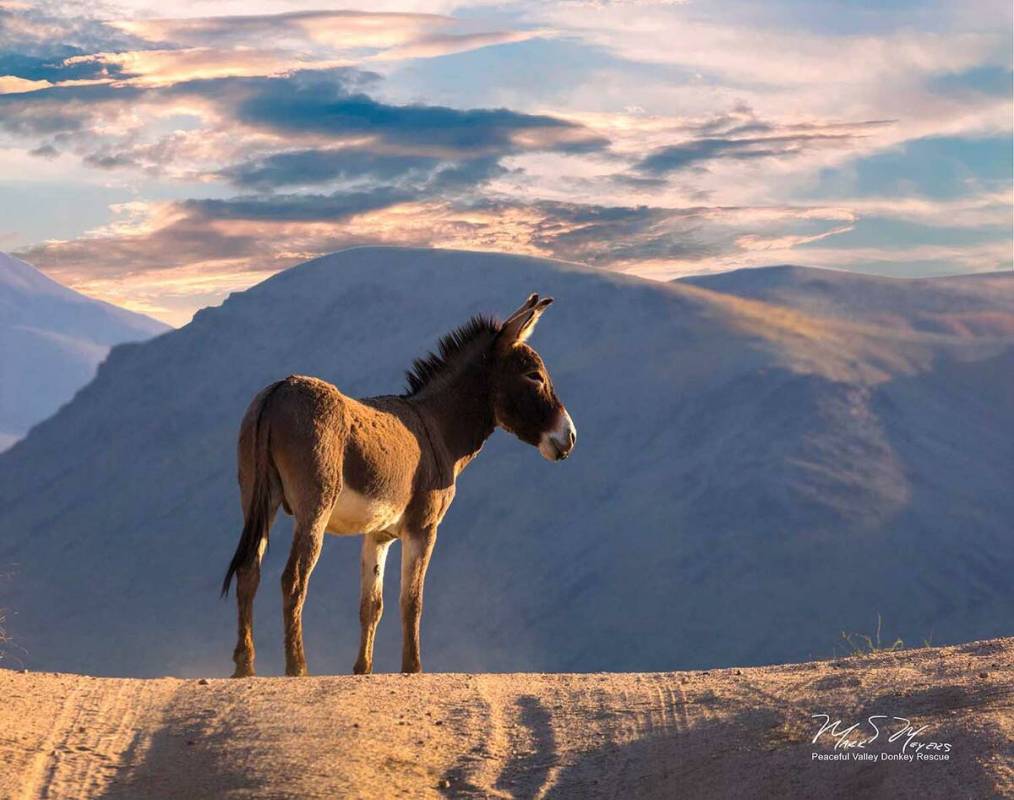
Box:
525, 371, 544, 383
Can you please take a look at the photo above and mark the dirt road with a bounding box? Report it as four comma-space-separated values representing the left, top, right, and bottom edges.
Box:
2, 638, 1011, 799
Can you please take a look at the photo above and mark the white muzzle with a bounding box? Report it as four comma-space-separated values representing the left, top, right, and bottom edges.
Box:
539, 409, 577, 461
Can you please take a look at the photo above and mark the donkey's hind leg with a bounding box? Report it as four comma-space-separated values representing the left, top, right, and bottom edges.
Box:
232, 537, 267, 677
232, 498, 279, 678
281, 512, 327, 676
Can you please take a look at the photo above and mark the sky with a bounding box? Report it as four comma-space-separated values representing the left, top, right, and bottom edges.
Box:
0, 0, 1011, 325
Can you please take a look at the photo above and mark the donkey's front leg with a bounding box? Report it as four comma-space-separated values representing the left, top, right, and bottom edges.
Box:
399, 527, 437, 673
353, 534, 393, 675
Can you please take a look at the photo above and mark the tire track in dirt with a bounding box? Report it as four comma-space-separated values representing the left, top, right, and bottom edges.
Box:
595, 674, 690, 800
437, 676, 511, 798
438, 678, 562, 799
14, 681, 84, 800
32, 679, 173, 800
8, 676, 176, 800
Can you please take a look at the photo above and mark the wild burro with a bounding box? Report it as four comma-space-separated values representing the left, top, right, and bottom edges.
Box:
222, 294, 576, 677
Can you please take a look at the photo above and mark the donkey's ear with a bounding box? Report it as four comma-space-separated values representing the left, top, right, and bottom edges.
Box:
502, 293, 540, 326
498, 296, 553, 349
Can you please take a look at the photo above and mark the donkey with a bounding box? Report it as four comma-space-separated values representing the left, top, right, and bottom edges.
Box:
221, 294, 576, 677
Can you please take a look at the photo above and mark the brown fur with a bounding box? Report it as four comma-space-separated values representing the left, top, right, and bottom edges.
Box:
223, 294, 575, 676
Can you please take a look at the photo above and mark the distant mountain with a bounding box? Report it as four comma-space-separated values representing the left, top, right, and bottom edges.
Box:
0, 248, 1010, 677
0, 252, 169, 450
680, 265, 1014, 337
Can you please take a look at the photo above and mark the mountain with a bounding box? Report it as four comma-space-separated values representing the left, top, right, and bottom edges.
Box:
679, 265, 1014, 337
0, 248, 1011, 677
0, 252, 170, 450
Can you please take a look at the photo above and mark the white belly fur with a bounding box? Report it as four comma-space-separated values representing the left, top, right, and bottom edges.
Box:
326, 487, 404, 535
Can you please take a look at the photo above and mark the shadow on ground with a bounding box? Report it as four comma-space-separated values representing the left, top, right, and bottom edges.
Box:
97, 684, 264, 799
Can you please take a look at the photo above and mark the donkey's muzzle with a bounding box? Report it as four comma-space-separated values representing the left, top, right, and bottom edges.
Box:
539, 409, 577, 462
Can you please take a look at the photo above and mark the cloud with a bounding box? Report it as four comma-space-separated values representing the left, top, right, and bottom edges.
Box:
3, 0, 1009, 322
220, 148, 441, 189
842, 192, 1012, 228
0, 80, 146, 136
112, 10, 452, 50
524, 201, 714, 263
0, 51, 123, 84
427, 157, 510, 191
17, 193, 863, 324
7, 10, 543, 91
637, 133, 859, 174
541, 4, 1010, 89
629, 112, 895, 175
28, 143, 59, 158
770, 240, 1014, 277
82, 150, 137, 169
183, 188, 415, 222
0, 3, 140, 58
0, 75, 52, 93
107, 10, 542, 68
63, 48, 350, 87
22, 176, 1004, 324
218, 147, 510, 194
529, 2, 1012, 165
214, 70, 609, 157
369, 29, 546, 61
734, 224, 856, 252
0, 65, 608, 196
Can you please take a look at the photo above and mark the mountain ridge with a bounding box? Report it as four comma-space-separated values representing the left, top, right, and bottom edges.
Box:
0, 247, 1010, 677
0, 252, 169, 450
679, 264, 1014, 339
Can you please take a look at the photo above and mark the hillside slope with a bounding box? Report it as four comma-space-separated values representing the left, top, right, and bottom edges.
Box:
1, 638, 1011, 800
0, 248, 1011, 677
0, 252, 169, 450
679, 265, 1014, 337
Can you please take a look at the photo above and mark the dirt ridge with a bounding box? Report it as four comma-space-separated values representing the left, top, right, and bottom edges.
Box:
1, 638, 1011, 799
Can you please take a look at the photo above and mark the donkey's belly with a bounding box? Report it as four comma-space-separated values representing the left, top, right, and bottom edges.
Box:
326, 488, 404, 535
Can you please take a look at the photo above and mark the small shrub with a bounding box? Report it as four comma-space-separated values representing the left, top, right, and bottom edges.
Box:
840, 613, 904, 656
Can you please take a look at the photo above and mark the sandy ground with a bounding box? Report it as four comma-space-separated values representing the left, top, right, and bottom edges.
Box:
1, 638, 1011, 800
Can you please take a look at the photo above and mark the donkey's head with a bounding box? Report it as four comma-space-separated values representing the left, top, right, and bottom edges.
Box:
491, 294, 576, 461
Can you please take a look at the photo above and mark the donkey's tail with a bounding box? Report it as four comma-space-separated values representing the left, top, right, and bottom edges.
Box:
221, 381, 285, 598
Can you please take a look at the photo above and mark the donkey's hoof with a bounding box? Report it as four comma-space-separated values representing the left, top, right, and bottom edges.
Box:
231, 665, 255, 678
285, 665, 309, 677
353, 660, 372, 675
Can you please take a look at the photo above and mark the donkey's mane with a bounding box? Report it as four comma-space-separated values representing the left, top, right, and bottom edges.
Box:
403, 314, 501, 396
